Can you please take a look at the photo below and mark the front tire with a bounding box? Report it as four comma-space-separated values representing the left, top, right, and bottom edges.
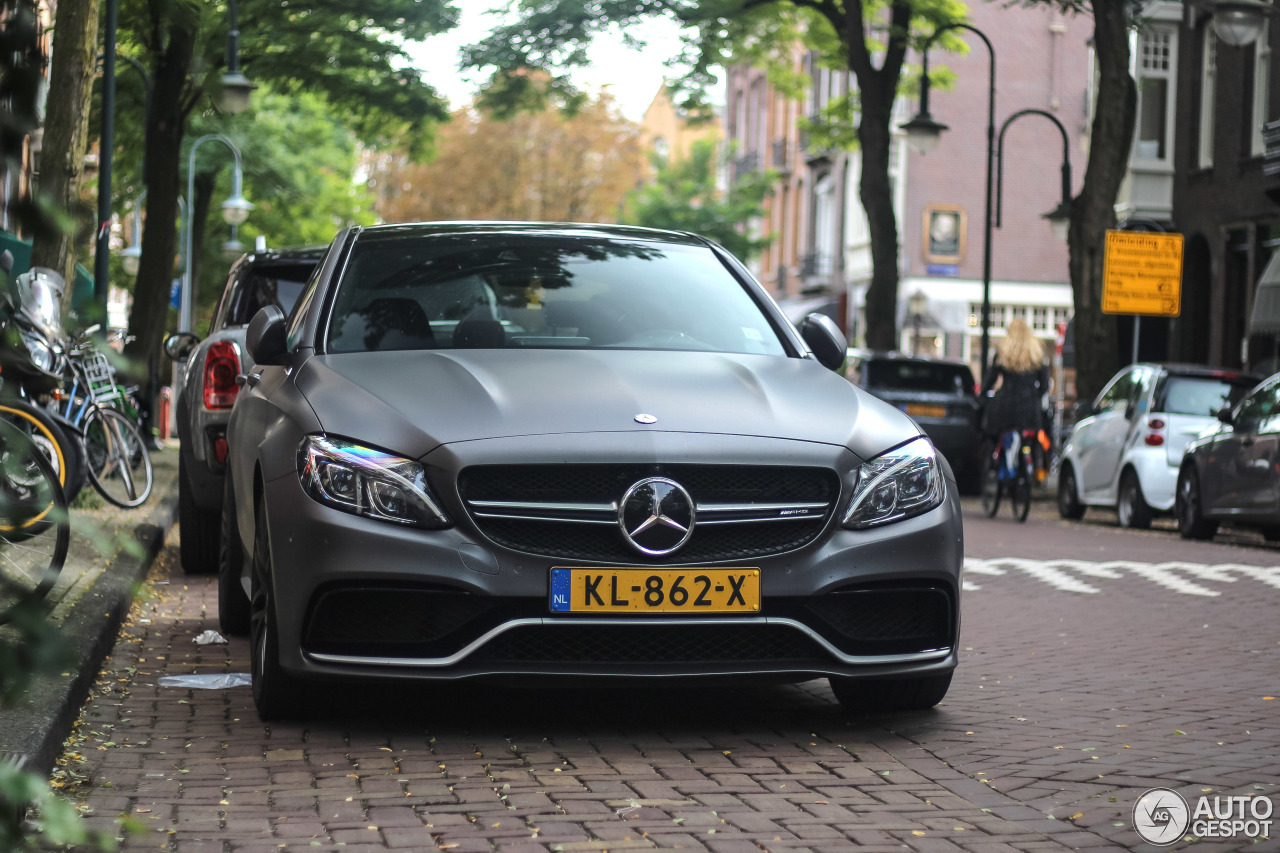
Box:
1176, 466, 1218, 541
249, 498, 306, 720
829, 672, 953, 713
1057, 463, 1086, 520
179, 456, 220, 575
1117, 470, 1153, 530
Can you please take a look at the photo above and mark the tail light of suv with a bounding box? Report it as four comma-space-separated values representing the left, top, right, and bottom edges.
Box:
203, 341, 241, 409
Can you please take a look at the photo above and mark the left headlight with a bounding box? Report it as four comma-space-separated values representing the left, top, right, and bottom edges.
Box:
297, 435, 451, 529
841, 436, 944, 529
20, 328, 55, 373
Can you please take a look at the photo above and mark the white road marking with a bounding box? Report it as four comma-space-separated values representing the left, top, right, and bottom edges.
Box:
963, 557, 1280, 596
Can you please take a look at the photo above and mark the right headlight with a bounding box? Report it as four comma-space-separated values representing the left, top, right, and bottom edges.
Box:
19, 327, 55, 373
841, 436, 944, 529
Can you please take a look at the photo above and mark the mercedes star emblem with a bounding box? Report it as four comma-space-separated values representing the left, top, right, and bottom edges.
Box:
618, 477, 695, 556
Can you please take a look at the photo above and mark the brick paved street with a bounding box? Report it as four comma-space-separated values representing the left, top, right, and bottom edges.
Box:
47, 507, 1280, 852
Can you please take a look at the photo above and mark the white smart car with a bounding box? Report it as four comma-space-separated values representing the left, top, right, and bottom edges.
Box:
1058, 363, 1260, 527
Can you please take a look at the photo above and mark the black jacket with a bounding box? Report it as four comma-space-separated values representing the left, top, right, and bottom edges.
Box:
981, 358, 1049, 434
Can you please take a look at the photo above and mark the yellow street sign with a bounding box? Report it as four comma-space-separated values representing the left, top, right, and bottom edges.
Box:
1102, 230, 1183, 317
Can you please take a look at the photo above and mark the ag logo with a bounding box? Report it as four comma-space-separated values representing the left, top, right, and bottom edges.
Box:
1134, 787, 1190, 846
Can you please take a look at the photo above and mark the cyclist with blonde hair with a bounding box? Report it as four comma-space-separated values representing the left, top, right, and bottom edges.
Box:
980, 318, 1049, 436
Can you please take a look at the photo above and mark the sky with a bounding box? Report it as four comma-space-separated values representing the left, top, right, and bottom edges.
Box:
407, 7, 699, 121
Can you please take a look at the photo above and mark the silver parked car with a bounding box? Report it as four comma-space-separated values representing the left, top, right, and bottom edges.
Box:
220, 222, 963, 720
165, 246, 326, 575
1177, 372, 1280, 541
1058, 363, 1259, 527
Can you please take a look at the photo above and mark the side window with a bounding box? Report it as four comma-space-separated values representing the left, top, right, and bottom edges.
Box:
1240, 381, 1280, 432
1095, 369, 1137, 414
286, 264, 324, 351
209, 267, 242, 334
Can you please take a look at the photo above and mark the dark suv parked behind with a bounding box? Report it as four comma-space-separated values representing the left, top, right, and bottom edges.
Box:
165, 246, 326, 576
844, 350, 982, 493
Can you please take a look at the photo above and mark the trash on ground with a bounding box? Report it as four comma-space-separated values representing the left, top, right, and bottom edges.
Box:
157, 673, 251, 689
193, 630, 227, 645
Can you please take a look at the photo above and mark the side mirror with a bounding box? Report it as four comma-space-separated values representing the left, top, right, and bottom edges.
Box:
798, 312, 847, 372
246, 305, 289, 365
1217, 405, 1234, 425
163, 331, 200, 361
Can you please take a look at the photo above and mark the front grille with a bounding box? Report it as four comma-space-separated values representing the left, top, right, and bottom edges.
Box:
303, 587, 518, 657
458, 464, 839, 563
469, 623, 830, 665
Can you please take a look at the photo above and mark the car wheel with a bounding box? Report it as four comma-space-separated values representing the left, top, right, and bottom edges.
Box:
828, 672, 953, 713
1116, 470, 1152, 530
218, 473, 250, 636
1176, 466, 1218, 541
179, 455, 221, 575
249, 498, 306, 720
1057, 463, 1086, 520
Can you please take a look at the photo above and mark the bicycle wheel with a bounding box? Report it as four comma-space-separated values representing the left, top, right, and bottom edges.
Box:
0, 400, 85, 503
0, 419, 70, 625
1010, 447, 1033, 522
84, 406, 154, 508
979, 443, 1001, 518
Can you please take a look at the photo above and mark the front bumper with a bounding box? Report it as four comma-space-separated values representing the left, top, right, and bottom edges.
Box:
260, 432, 964, 684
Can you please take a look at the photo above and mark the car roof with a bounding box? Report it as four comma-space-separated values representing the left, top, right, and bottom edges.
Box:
353, 221, 710, 247
239, 245, 329, 266
1137, 362, 1262, 382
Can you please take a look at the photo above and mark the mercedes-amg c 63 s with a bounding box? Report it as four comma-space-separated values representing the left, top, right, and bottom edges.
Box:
220, 222, 963, 719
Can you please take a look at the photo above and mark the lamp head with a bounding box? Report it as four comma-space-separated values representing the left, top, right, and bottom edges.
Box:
1211, 0, 1272, 46
121, 245, 142, 277
221, 237, 246, 260
215, 71, 257, 114
1043, 201, 1072, 243
900, 112, 948, 156
221, 192, 253, 226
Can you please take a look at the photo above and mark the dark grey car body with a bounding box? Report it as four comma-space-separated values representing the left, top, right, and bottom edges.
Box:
223, 223, 963, 717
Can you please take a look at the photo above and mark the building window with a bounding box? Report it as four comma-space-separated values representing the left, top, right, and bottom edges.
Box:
1033, 307, 1049, 331
1136, 27, 1176, 163
1199, 28, 1216, 169
1254, 22, 1271, 158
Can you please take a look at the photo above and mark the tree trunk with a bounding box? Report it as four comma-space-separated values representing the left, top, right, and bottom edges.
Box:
122, 21, 197, 383
1068, 0, 1136, 403
858, 86, 901, 352
28, 0, 100, 290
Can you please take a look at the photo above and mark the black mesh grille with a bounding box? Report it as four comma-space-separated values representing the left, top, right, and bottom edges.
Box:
802, 587, 953, 655
458, 464, 839, 562
469, 623, 830, 665
303, 587, 513, 657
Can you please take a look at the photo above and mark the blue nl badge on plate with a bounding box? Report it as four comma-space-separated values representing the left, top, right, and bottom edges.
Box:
549, 568, 571, 611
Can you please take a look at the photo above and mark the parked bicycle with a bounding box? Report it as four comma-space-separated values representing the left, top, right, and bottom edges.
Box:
980, 429, 1050, 522
0, 414, 71, 625
54, 332, 154, 508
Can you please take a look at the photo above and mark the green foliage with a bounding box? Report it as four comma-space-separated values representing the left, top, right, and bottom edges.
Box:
623, 140, 773, 260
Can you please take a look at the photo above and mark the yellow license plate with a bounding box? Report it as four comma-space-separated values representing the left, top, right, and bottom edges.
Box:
905, 403, 947, 418
549, 567, 760, 613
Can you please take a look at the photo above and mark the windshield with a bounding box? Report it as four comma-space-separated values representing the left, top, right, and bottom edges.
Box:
325, 234, 786, 356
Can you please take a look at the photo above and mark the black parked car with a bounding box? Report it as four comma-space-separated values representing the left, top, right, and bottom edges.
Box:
220, 222, 963, 720
165, 246, 326, 575
845, 350, 982, 493
1176, 372, 1280, 541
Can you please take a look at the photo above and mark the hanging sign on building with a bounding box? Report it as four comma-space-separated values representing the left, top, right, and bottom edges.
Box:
1102, 230, 1184, 317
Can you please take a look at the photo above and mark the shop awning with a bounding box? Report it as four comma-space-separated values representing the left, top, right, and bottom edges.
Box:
1249, 252, 1280, 334
0, 230, 94, 308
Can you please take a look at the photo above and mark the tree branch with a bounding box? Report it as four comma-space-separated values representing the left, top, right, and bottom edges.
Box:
878, 0, 912, 87
844, 0, 875, 80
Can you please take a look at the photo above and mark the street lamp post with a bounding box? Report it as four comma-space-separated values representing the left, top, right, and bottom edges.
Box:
901, 23, 997, 375
182, 134, 252, 333
995, 109, 1073, 240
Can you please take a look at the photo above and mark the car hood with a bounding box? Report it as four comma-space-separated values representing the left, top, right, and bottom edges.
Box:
293, 349, 918, 461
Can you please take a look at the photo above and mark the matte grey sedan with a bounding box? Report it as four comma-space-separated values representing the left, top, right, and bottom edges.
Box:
220, 222, 963, 719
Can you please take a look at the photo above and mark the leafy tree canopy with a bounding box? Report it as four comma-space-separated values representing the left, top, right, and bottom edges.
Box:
624, 139, 773, 260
